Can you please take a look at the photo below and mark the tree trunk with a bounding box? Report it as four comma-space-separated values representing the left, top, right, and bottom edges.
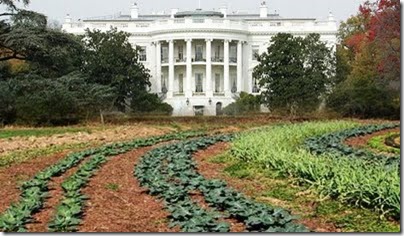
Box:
100, 109, 104, 125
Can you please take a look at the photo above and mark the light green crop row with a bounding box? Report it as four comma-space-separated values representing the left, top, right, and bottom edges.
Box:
231, 121, 400, 219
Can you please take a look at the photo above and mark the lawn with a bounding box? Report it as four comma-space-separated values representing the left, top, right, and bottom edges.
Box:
0, 127, 93, 139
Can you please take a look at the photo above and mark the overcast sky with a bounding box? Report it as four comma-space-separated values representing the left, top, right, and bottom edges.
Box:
24, 0, 367, 24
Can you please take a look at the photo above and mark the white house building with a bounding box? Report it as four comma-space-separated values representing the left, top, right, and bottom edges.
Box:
62, 1, 338, 116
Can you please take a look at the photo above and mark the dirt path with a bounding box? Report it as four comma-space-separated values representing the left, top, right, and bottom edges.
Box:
26, 164, 82, 232
0, 125, 170, 156
345, 128, 400, 148
0, 152, 69, 214
78, 147, 177, 232
193, 142, 339, 233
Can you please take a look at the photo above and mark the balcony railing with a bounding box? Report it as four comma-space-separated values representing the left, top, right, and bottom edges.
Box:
212, 57, 224, 63
193, 57, 206, 62
162, 57, 237, 64
214, 91, 225, 96
173, 92, 185, 96
175, 57, 186, 63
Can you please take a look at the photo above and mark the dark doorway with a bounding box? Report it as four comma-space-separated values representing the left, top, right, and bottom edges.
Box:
216, 102, 223, 116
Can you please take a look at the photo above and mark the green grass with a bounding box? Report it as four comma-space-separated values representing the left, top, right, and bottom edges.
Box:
230, 121, 400, 222
368, 133, 400, 154
0, 143, 93, 168
105, 183, 120, 191
210, 152, 400, 233
0, 127, 93, 139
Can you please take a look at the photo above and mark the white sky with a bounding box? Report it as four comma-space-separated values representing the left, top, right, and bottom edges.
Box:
22, 0, 370, 24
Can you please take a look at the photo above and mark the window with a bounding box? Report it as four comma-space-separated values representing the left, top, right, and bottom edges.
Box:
195, 45, 203, 61
195, 73, 203, 92
230, 45, 237, 63
139, 46, 147, 61
161, 46, 168, 63
214, 45, 221, 61
178, 74, 184, 93
178, 45, 184, 61
161, 73, 167, 93
252, 46, 259, 61
215, 74, 221, 93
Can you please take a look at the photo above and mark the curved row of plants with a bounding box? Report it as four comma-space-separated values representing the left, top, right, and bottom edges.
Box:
304, 123, 400, 165
135, 135, 308, 232
0, 131, 203, 232
231, 121, 400, 220
368, 132, 400, 155
385, 133, 400, 149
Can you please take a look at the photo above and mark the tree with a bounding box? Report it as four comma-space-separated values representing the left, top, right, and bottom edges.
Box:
253, 33, 334, 115
82, 28, 151, 112
0, 1, 83, 77
0, 79, 17, 125
329, 0, 400, 119
0, 73, 116, 125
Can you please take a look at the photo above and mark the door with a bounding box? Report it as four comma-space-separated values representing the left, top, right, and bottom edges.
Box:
161, 46, 168, 63
178, 45, 184, 61
215, 74, 221, 93
195, 45, 203, 61
195, 73, 203, 92
216, 102, 223, 116
178, 74, 184, 93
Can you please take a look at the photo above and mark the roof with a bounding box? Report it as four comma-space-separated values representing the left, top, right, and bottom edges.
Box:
174, 9, 224, 18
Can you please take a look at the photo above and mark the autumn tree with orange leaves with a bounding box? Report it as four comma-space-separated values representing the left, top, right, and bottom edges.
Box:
328, 0, 400, 119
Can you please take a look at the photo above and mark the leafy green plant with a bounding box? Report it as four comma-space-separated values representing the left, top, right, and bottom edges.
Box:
305, 123, 400, 165
231, 121, 400, 219
0, 131, 203, 232
135, 135, 308, 232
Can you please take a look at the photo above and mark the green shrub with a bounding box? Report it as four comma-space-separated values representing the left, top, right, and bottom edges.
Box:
0, 81, 17, 125
223, 92, 261, 116
327, 78, 399, 119
2, 73, 116, 126
130, 91, 173, 115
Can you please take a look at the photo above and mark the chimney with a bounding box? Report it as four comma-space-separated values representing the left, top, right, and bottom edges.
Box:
260, 1, 268, 18
328, 11, 335, 22
220, 5, 227, 18
131, 2, 139, 19
171, 8, 179, 18
65, 14, 72, 23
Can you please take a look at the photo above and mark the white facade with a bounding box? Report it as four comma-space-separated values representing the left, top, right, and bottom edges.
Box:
62, 2, 338, 116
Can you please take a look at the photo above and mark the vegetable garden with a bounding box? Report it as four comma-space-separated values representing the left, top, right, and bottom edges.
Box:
0, 120, 400, 232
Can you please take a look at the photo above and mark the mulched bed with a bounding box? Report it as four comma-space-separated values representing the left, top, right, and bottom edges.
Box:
193, 142, 340, 233
78, 147, 178, 233
345, 128, 400, 149
0, 152, 70, 214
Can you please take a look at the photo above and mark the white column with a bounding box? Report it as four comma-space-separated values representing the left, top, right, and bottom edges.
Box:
156, 41, 162, 93
205, 38, 213, 97
186, 38, 193, 97
168, 39, 174, 98
224, 39, 230, 95
237, 41, 243, 93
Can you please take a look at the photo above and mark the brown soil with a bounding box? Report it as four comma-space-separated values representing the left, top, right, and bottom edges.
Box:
0, 125, 171, 156
193, 142, 340, 233
0, 152, 69, 214
345, 128, 400, 148
26, 165, 82, 232
78, 147, 178, 233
